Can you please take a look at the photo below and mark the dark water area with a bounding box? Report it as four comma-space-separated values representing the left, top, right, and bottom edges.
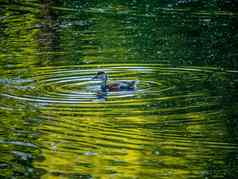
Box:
1, 0, 238, 178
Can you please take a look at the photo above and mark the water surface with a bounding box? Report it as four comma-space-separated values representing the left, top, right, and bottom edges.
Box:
1, 1, 238, 179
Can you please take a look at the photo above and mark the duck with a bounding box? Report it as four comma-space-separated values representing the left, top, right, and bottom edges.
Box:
92, 71, 137, 92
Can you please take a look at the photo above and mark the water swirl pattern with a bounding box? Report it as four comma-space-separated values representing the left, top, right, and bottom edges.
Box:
2, 65, 174, 104
1, 0, 238, 178
1, 64, 238, 178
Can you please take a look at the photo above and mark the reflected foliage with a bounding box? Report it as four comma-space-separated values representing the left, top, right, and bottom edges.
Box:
0, 0, 238, 178
0, 101, 45, 178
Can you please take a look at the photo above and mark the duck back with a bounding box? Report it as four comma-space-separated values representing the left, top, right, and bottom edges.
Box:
107, 80, 136, 91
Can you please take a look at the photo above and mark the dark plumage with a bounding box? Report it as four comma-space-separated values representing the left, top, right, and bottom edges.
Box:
92, 71, 136, 91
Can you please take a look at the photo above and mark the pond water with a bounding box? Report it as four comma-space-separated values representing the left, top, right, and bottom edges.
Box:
1, 1, 238, 179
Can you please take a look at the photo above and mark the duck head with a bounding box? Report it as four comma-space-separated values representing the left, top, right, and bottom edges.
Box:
92, 71, 108, 81
92, 71, 108, 90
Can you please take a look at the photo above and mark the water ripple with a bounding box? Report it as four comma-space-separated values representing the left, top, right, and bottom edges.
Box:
1, 64, 238, 178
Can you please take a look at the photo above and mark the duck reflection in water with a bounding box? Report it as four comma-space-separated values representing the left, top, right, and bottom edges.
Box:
92, 71, 137, 100
96, 90, 108, 100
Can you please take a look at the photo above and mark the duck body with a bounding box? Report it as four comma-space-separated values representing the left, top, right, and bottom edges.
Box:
106, 81, 136, 91
93, 71, 136, 92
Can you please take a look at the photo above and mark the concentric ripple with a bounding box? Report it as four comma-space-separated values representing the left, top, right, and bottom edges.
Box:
1, 64, 238, 179
1, 64, 178, 104
0, 64, 227, 117
1, 0, 238, 177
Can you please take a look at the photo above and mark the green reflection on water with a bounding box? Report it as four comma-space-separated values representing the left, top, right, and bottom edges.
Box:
0, 0, 238, 179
